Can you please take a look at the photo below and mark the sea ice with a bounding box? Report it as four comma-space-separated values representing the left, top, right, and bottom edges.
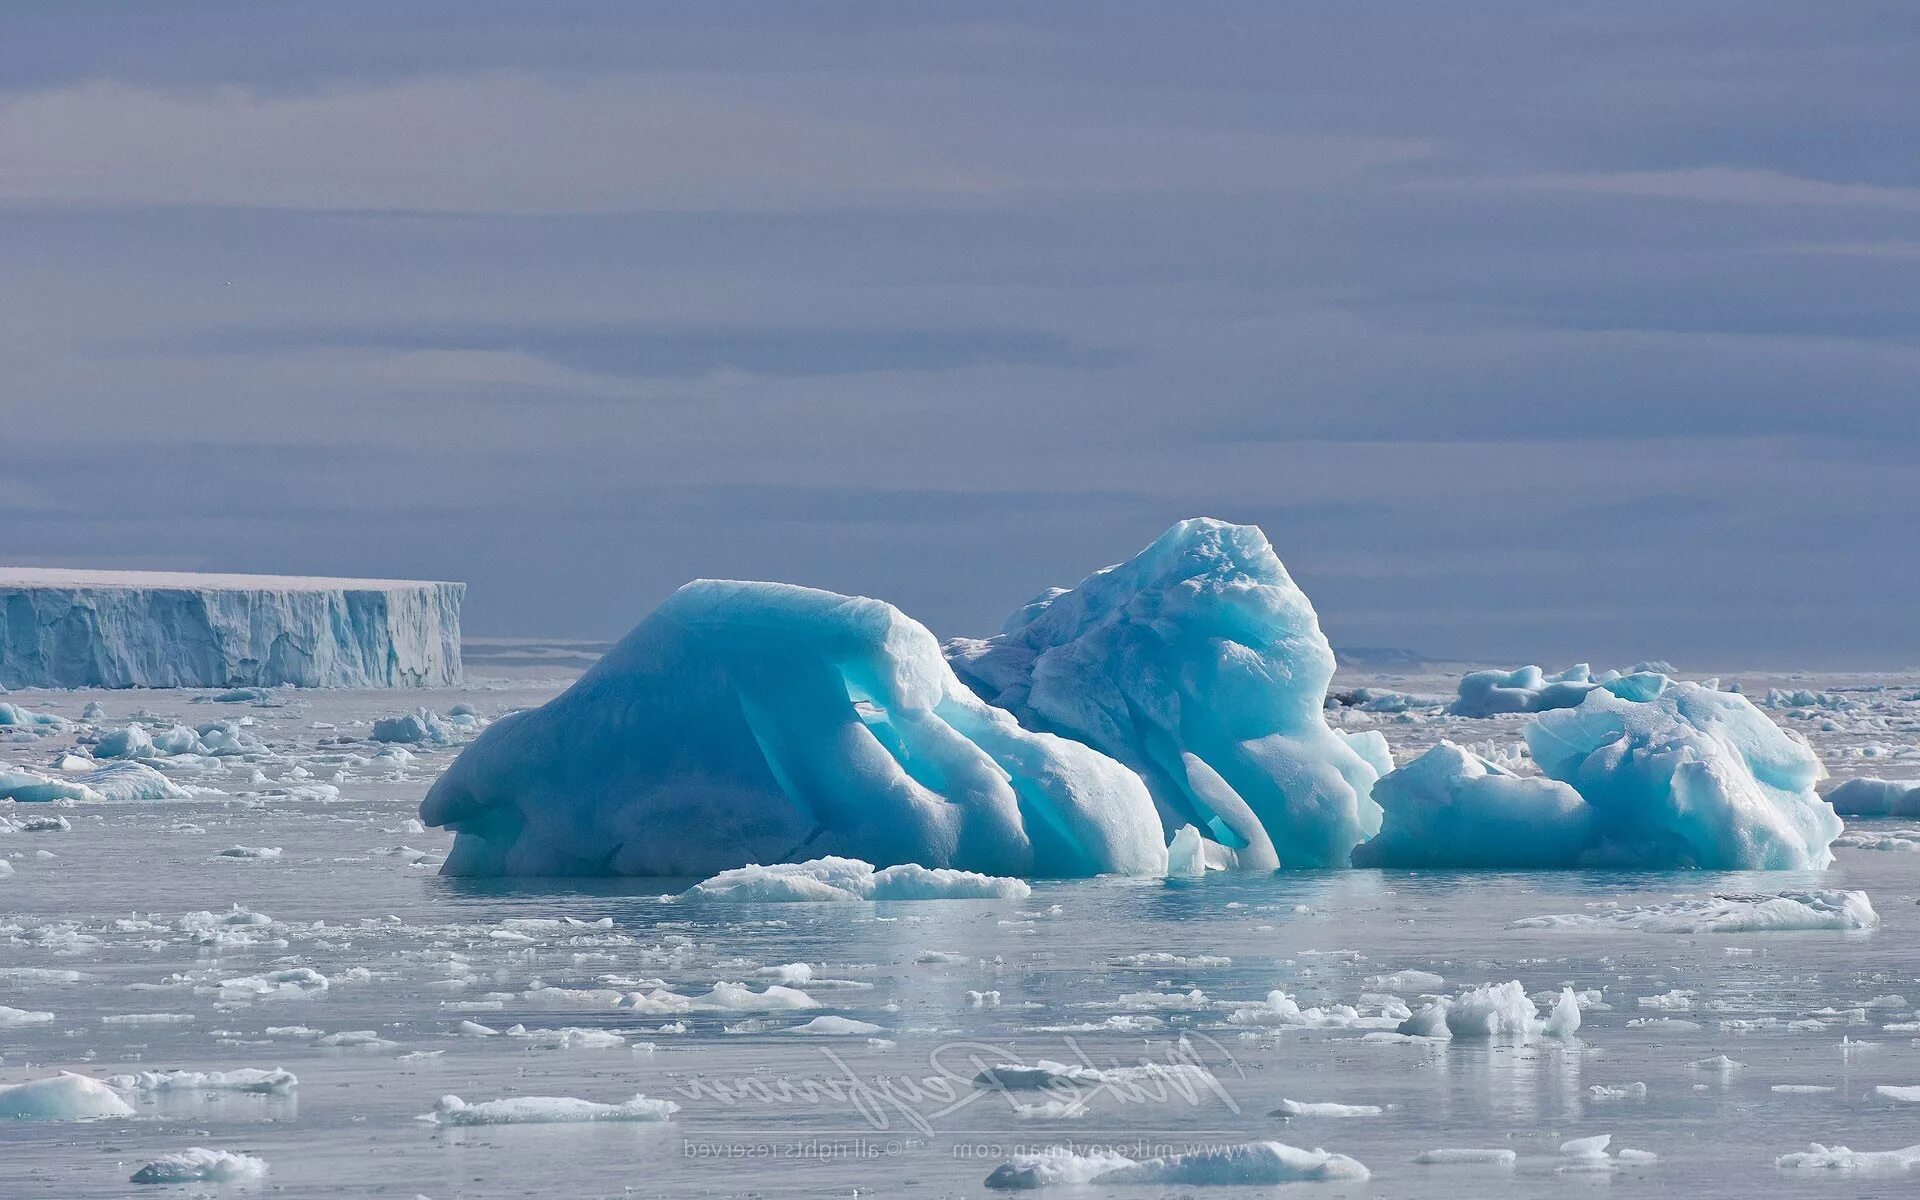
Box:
947, 518, 1386, 869
984, 1140, 1368, 1188
683, 857, 1032, 902
1416, 1148, 1517, 1165
1776, 1142, 1920, 1173
1396, 982, 1579, 1040
129, 1149, 268, 1185
1512, 889, 1876, 933
1271, 1098, 1382, 1116
423, 1092, 678, 1125
424, 580, 1166, 878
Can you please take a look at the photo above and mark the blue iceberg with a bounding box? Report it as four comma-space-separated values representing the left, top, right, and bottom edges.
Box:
1524, 676, 1839, 869
422, 580, 1167, 878
947, 518, 1385, 869
1352, 742, 1595, 868
1450, 664, 1605, 717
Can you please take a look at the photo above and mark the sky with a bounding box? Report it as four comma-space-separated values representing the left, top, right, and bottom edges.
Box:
2, 3, 1916, 668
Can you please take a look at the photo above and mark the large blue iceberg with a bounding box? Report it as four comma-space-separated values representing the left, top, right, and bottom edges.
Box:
946, 518, 1385, 869
1362, 675, 1840, 869
422, 580, 1167, 878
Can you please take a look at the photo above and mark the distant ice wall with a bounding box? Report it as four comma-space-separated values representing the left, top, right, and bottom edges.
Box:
0, 569, 463, 688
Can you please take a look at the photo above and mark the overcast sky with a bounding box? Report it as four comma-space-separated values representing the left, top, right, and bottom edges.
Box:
3, 4, 1916, 667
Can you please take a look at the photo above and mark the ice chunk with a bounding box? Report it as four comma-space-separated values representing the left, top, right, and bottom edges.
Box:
425, 581, 1165, 878
1165, 825, 1209, 878
1365, 969, 1445, 992
683, 857, 1031, 902
0, 568, 462, 688
130, 1149, 268, 1185
1513, 889, 1876, 933
423, 1092, 678, 1125
1416, 1148, 1517, 1166
1451, 663, 1604, 717
947, 518, 1384, 869
1353, 742, 1595, 867
984, 1140, 1367, 1188
0, 702, 70, 730
0, 1005, 55, 1026
1776, 1142, 1920, 1173
1524, 676, 1840, 869
107, 1068, 297, 1095
2, 764, 103, 803
1828, 778, 1920, 817
786, 1016, 884, 1035
79, 761, 192, 801
1271, 1098, 1381, 1116
1396, 981, 1576, 1040
0, 1072, 135, 1120
1873, 1085, 1920, 1102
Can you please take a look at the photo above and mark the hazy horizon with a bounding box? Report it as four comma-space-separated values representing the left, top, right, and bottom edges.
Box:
4, 4, 1915, 668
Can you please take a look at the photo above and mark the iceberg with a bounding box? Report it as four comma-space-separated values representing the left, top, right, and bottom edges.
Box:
1450, 664, 1606, 717
1827, 777, 1920, 817
1353, 742, 1595, 868
0, 1073, 135, 1121
1525, 675, 1839, 869
1361, 677, 1839, 870
423, 580, 1166, 878
947, 518, 1384, 869
130, 1149, 268, 1185
0, 568, 462, 688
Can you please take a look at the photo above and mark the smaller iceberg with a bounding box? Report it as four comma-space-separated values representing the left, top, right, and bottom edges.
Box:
1450, 664, 1605, 717
1524, 675, 1839, 869
1828, 778, 1920, 817
0, 1073, 135, 1121
130, 1150, 268, 1185
1353, 742, 1594, 868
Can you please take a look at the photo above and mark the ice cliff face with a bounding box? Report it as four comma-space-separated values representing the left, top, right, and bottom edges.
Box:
422, 580, 1167, 878
0, 569, 463, 689
946, 518, 1386, 869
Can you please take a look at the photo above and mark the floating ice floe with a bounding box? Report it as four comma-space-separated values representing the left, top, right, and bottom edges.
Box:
683, 857, 1031, 902
0, 1005, 55, 1026
424, 1092, 678, 1125
1512, 889, 1876, 934
1415, 1148, 1517, 1165
1776, 1143, 1920, 1173
107, 1068, 297, 1095
0, 1073, 135, 1120
1873, 1085, 1920, 1102
1271, 1098, 1382, 1116
1450, 664, 1608, 717
785, 1016, 884, 1035
1396, 982, 1580, 1040
130, 1148, 268, 1185
948, 518, 1387, 870
1834, 828, 1920, 852
984, 1140, 1368, 1188
1827, 777, 1920, 817
424, 579, 1166, 878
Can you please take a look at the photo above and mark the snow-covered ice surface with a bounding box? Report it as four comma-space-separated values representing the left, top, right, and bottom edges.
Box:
6, 657, 1920, 1196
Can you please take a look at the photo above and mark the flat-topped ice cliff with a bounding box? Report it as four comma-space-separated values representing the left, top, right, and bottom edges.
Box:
0, 568, 463, 689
